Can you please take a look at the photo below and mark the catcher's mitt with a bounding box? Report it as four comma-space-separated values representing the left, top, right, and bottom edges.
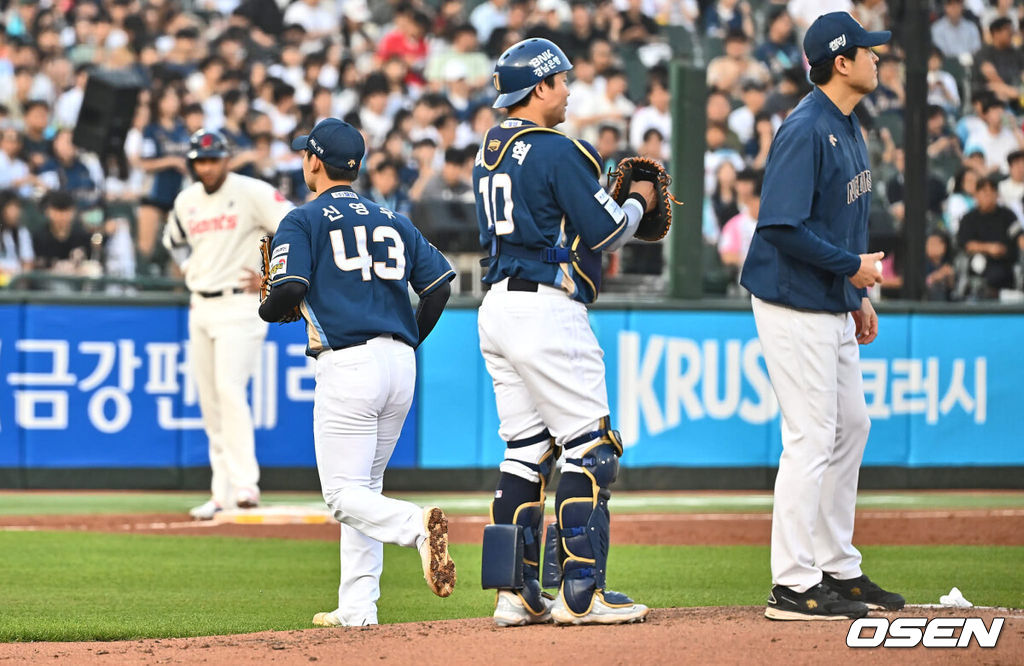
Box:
259, 235, 302, 323
607, 157, 682, 242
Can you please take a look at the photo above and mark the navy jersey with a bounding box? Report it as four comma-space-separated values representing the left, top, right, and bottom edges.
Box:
269, 185, 455, 357
141, 122, 191, 207
741, 87, 871, 312
472, 119, 630, 303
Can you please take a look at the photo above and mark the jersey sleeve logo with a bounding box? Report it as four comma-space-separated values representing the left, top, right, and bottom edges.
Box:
270, 255, 287, 277
272, 243, 289, 258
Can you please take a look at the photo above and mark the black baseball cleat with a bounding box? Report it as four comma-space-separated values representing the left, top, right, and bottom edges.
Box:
765, 582, 869, 621
822, 573, 905, 611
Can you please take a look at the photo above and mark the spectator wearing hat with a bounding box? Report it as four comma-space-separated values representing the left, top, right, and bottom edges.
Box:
630, 78, 672, 159
998, 150, 1024, 222
957, 176, 1023, 299
931, 0, 982, 58
707, 29, 772, 99
755, 9, 802, 78
974, 17, 1024, 105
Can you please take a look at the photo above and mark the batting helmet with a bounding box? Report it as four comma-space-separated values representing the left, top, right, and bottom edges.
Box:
186, 129, 230, 160
491, 38, 573, 109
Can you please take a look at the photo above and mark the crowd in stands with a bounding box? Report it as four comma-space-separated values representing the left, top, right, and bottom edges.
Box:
1, 0, 1023, 301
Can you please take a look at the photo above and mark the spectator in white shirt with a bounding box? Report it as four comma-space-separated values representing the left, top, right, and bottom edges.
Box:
579, 68, 635, 147
998, 150, 1024, 222
470, 0, 509, 44
965, 97, 1024, 175
629, 78, 671, 157
728, 79, 768, 145
282, 0, 339, 41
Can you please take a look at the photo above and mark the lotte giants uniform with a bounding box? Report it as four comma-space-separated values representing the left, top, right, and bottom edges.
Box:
163, 173, 294, 508
269, 184, 454, 625
740, 86, 874, 593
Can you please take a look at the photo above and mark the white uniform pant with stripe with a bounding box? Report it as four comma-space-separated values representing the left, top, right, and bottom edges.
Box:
189, 292, 266, 507
478, 279, 610, 478
751, 297, 871, 593
314, 336, 427, 626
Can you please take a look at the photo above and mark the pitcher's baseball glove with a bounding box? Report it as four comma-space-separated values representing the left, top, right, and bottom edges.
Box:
607, 157, 681, 242
259, 235, 302, 323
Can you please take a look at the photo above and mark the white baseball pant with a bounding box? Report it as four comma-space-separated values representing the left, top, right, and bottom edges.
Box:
313, 335, 427, 626
189, 292, 266, 507
751, 296, 871, 592
478, 279, 610, 479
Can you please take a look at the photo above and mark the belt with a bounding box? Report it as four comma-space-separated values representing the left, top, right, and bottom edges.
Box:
507, 278, 539, 292
330, 333, 406, 352
196, 287, 245, 298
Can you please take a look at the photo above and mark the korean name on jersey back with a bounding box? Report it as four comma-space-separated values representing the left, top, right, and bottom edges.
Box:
269, 185, 454, 355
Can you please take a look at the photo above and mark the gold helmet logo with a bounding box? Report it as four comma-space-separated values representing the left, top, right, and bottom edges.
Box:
493, 72, 501, 92
348, 159, 357, 168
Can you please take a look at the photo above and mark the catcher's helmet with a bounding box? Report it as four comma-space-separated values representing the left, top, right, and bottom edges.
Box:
491, 38, 573, 109
186, 129, 230, 160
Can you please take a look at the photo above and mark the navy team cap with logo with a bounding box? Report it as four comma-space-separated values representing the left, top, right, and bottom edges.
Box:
803, 12, 891, 67
291, 118, 365, 170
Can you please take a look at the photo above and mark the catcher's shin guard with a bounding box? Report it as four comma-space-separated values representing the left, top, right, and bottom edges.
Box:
481, 430, 557, 616
553, 418, 636, 616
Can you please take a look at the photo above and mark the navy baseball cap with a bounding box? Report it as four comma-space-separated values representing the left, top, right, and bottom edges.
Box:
291, 118, 365, 170
803, 12, 890, 67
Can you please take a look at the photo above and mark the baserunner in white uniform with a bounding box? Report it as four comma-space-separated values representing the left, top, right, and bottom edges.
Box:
259, 118, 457, 627
740, 13, 905, 620
163, 129, 294, 520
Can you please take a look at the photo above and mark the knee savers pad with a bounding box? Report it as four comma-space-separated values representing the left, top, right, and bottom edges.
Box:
481, 503, 548, 614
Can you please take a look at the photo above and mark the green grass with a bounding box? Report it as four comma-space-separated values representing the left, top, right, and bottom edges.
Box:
2, 490, 1022, 516
0, 531, 1020, 641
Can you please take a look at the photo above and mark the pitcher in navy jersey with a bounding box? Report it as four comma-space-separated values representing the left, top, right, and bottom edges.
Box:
259, 118, 457, 627
739, 12, 905, 621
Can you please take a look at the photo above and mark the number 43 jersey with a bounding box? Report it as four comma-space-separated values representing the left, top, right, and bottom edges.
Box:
269, 185, 455, 356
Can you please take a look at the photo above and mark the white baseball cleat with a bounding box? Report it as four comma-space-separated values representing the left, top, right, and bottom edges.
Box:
419, 506, 456, 597
493, 590, 553, 627
189, 499, 222, 521
312, 611, 342, 627
235, 487, 260, 509
550, 591, 650, 625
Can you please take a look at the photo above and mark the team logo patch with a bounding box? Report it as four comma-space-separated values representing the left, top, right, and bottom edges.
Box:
331, 190, 358, 198
829, 134, 837, 147
347, 159, 357, 168
488, 139, 501, 152
272, 243, 289, 258
270, 256, 287, 276
500, 119, 523, 129
829, 34, 847, 52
